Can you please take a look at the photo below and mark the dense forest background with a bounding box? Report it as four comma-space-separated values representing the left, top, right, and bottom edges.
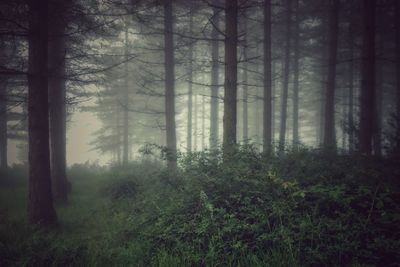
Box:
0, 0, 400, 266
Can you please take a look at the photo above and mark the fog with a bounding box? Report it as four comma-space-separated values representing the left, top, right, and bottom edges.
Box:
1, 0, 399, 266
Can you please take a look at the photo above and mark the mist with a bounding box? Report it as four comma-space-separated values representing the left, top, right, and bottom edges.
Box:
1, 0, 399, 266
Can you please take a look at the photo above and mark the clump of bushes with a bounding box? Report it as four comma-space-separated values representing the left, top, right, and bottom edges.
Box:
1, 145, 399, 266
100, 178, 138, 200
112, 145, 400, 266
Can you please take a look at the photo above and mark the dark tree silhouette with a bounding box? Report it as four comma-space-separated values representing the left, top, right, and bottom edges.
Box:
359, 0, 375, 155
263, 0, 272, 154
323, 0, 340, 150
27, 0, 57, 226
223, 0, 238, 155
164, 0, 177, 169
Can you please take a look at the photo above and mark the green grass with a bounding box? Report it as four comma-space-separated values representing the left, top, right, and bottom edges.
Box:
0, 148, 399, 266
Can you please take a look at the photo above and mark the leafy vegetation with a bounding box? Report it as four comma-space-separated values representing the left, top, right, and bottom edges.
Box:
1, 147, 399, 266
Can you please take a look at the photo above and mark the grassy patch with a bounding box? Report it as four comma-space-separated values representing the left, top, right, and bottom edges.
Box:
1, 148, 399, 266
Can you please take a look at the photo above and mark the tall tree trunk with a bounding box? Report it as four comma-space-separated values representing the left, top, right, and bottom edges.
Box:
27, 0, 57, 226
122, 28, 129, 165
0, 81, 7, 169
318, 80, 325, 146
348, 20, 355, 153
292, 0, 300, 148
395, 0, 400, 150
201, 86, 205, 149
272, 62, 276, 149
318, 10, 329, 147
194, 88, 198, 151
223, 0, 238, 155
48, 0, 68, 204
187, 12, 193, 152
341, 86, 347, 150
323, 0, 339, 150
242, 13, 248, 141
374, 23, 384, 157
263, 0, 272, 153
359, 0, 376, 155
116, 106, 121, 165
279, 0, 292, 152
210, 5, 219, 149
164, 0, 177, 169
254, 40, 261, 149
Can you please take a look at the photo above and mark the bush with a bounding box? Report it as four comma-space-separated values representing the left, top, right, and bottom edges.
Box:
133, 146, 400, 266
1, 146, 399, 266
101, 178, 138, 200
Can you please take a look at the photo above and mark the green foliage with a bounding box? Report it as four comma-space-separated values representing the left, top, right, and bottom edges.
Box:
1, 147, 399, 266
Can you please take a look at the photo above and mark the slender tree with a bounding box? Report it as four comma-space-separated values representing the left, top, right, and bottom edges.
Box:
210, 4, 220, 149
164, 0, 177, 169
374, 23, 384, 156
292, 0, 300, 148
395, 0, 400, 150
348, 19, 355, 152
122, 27, 129, 164
48, 0, 68, 203
323, 0, 339, 150
27, 0, 57, 225
0, 80, 7, 169
279, 0, 292, 152
242, 12, 248, 141
201, 86, 206, 149
359, 0, 375, 155
223, 0, 238, 155
263, 0, 272, 153
187, 11, 193, 152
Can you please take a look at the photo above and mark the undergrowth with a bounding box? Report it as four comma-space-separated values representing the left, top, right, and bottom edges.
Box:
0, 146, 399, 266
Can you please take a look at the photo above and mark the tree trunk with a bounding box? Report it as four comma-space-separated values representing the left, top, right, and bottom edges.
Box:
194, 88, 198, 151
318, 10, 329, 147
116, 106, 121, 165
279, 0, 291, 152
187, 12, 193, 152
27, 0, 57, 226
0, 81, 7, 169
395, 0, 400, 150
323, 0, 339, 150
292, 0, 300, 148
201, 86, 205, 149
223, 0, 238, 155
48, 0, 68, 204
123, 28, 129, 164
359, 0, 375, 155
210, 4, 219, 149
348, 20, 354, 153
164, 0, 177, 169
373, 24, 384, 157
263, 0, 272, 153
242, 13, 248, 141
272, 62, 276, 149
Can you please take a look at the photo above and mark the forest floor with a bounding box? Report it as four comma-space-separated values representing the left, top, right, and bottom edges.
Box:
1, 147, 400, 266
